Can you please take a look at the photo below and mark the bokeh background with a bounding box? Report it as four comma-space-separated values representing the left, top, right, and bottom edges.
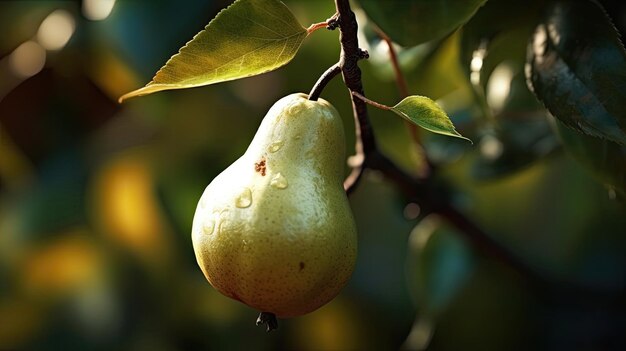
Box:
1, 0, 625, 350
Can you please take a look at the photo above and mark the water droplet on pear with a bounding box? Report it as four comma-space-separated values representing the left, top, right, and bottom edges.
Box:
203, 217, 215, 235
242, 239, 250, 252
268, 140, 284, 153
270, 173, 288, 189
235, 188, 252, 208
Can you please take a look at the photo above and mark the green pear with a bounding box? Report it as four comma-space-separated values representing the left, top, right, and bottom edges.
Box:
191, 93, 357, 318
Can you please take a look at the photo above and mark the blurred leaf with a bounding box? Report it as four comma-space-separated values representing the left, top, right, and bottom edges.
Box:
119, 0, 306, 102
460, 0, 543, 73
472, 118, 560, 181
407, 215, 474, 317
355, 8, 435, 82
357, 0, 487, 47
391, 96, 472, 142
472, 65, 560, 180
409, 31, 468, 100
553, 118, 626, 196
526, 0, 626, 146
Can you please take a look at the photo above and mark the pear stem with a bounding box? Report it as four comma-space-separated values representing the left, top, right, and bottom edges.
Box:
308, 63, 341, 101
256, 312, 278, 332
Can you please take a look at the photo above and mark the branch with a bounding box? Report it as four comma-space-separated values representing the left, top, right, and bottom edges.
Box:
376, 30, 410, 98
331, 0, 570, 293
334, 0, 376, 194
377, 29, 431, 176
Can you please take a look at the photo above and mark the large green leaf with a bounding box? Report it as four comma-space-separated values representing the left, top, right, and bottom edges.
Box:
391, 96, 471, 142
553, 118, 626, 197
357, 0, 487, 47
119, 0, 306, 102
526, 0, 626, 146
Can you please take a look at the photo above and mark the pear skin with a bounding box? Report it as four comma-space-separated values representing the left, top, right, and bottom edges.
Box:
192, 93, 357, 318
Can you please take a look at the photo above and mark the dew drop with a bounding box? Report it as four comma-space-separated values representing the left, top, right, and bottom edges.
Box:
202, 217, 215, 235
270, 173, 288, 189
235, 188, 252, 208
268, 140, 284, 153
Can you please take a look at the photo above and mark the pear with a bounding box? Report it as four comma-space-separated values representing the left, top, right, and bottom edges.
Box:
191, 93, 357, 318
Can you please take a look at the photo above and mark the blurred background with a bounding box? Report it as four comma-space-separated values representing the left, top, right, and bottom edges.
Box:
0, 0, 624, 350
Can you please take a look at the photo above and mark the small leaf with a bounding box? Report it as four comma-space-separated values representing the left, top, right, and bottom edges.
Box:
119, 0, 306, 102
526, 0, 626, 146
357, 0, 487, 47
391, 96, 472, 143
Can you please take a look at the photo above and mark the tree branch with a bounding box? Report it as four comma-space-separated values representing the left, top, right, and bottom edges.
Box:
334, 0, 377, 194
332, 0, 546, 286
326, 0, 604, 297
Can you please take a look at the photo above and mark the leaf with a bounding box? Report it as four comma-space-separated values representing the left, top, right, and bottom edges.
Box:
553, 118, 626, 197
119, 0, 306, 102
391, 96, 472, 142
526, 0, 626, 146
357, 0, 487, 47
407, 215, 474, 317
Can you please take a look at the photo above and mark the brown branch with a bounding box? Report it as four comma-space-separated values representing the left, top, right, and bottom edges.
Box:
376, 29, 431, 177
384, 35, 421, 143
377, 30, 410, 98
334, 0, 377, 195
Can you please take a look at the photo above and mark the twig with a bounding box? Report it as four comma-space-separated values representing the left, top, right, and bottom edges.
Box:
351, 91, 392, 110
377, 30, 410, 98
306, 13, 340, 36
309, 63, 341, 101
377, 28, 430, 176
306, 21, 330, 35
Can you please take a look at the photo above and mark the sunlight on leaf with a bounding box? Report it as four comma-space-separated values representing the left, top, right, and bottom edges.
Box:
526, 0, 626, 146
391, 96, 471, 143
119, 0, 306, 102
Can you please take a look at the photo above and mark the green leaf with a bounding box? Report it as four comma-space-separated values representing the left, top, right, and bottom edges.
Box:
407, 215, 474, 317
391, 96, 472, 142
526, 0, 626, 146
119, 0, 306, 102
357, 0, 487, 47
553, 118, 626, 197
